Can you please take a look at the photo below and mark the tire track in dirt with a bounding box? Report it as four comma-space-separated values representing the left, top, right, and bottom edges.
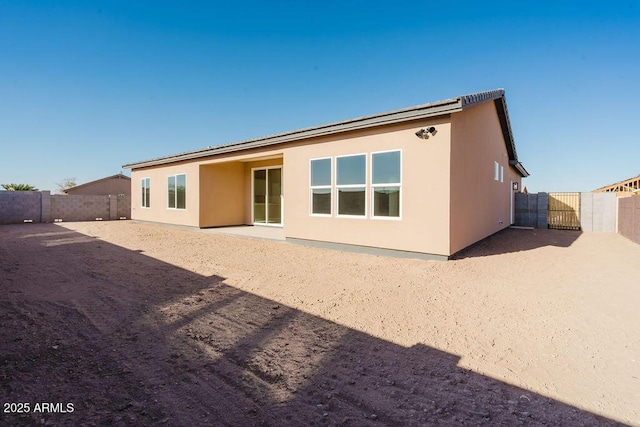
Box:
2, 223, 634, 426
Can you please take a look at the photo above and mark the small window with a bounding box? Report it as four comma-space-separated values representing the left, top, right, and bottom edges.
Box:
141, 178, 150, 208
500, 165, 504, 183
494, 161, 500, 181
336, 154, 366, 216
168, 174, 186, 209
310, 158, 332, 215
372, 151, 401, 218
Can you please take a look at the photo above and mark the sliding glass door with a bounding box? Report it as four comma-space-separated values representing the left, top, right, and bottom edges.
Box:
253, 167, 282, 225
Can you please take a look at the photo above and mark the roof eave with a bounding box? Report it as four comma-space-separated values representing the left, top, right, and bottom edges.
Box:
122, 88, 527, 175
123, 100, 463, 169
509, 160, 530, 177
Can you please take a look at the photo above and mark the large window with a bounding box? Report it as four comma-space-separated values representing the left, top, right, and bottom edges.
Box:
310, 158, 332, 215
168, 174, 186, 209
372, 150, 401, 218
336, 154, 366, 216
141, 178, 150, 208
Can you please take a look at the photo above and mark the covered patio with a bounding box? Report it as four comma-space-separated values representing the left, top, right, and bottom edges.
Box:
200, 225, 285, 241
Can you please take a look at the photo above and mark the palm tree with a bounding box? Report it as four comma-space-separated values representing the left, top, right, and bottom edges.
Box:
1, 183, 38, 191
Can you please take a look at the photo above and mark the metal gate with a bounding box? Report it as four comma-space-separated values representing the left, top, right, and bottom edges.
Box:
548, 192, 581, 230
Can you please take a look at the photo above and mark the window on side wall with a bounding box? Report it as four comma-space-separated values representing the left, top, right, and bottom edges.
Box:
494, 161, 500, 181
336, 154, 366, 217
141, 178, 150, 208
168, 174, 186, 209
310, 158, 332, 215
372, 150, 401, 218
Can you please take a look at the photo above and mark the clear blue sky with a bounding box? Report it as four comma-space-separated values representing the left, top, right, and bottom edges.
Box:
1, 1, 638, 193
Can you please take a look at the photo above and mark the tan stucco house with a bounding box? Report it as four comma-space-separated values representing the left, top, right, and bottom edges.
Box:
123, 89, 528, 260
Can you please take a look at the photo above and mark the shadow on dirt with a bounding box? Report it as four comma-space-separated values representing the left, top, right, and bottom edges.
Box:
0, 224, 620, 426
452, 227, 582, 259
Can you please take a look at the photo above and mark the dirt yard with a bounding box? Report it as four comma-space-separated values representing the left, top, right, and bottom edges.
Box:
1, 221, 639, 426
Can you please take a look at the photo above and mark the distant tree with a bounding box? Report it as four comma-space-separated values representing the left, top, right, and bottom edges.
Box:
1, 183, 38, 191
56, 177, 77, 194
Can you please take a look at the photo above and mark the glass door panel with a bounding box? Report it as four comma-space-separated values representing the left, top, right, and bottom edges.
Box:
253, 169, 266, 224
267, 168, 282, 224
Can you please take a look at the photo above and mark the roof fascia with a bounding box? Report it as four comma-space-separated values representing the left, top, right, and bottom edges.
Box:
123, 100, 462, 169
122, 88, 528, 178
509, 160, 530, 177
458, 89, 528, 178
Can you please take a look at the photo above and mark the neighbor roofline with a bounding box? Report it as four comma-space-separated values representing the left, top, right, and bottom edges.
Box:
122, 88, 526, 177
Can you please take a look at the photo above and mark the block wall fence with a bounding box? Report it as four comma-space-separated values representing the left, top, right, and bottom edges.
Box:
0, 191, 131, 225
618, 194, 640, 245
514, 192, 549, 229
2, 190, 638, 246
579, 192, 617, 232
514, 191, 620, 234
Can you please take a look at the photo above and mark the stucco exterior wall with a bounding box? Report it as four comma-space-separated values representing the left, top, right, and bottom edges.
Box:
449, 101, 522, 255
127, 101, 524, 258
131, 161, 201, 227
129, 119, 453, 256
199, 162, 245, 227
283, 119, 452, 255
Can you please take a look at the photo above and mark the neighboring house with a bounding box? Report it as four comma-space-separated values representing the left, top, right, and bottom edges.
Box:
594, 174, 640, 197
64, 173, 131, 196
123, 89, 528, 260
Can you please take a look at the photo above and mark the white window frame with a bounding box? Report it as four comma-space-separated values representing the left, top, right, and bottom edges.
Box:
309, 157, 332, 217
494, 161, 500, 181
335, 153, 367, 218
500, 165, 504, 183
167, 173, 187, 210
141, 177, 150, 208
371, 149, 402, 220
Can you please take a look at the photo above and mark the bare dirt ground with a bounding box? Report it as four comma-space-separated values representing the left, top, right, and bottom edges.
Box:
1, 221, 639, 426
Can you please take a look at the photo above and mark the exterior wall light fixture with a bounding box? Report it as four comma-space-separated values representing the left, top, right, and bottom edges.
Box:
415, 127, 437, 139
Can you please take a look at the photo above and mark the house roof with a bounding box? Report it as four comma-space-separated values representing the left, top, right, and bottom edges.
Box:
122, 89, 528, 177
64, 173, 131, 193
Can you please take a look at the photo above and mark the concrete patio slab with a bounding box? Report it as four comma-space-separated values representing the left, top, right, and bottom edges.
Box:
200, 225, 285, 241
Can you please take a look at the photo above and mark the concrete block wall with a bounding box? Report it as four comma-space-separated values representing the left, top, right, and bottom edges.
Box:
0, 191, 131, 224
0, 191, 42, 224
581, 192, 616, 232
50, 195, 111, 222
580, 192, 593, 232
516, 191, 616, 232
618, 195, 640, 244
515, 192, 548, 228
117, 194, 131, 219
515, 192, 536, 227
41, 191, 51, 223
536, 192, 549, 229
